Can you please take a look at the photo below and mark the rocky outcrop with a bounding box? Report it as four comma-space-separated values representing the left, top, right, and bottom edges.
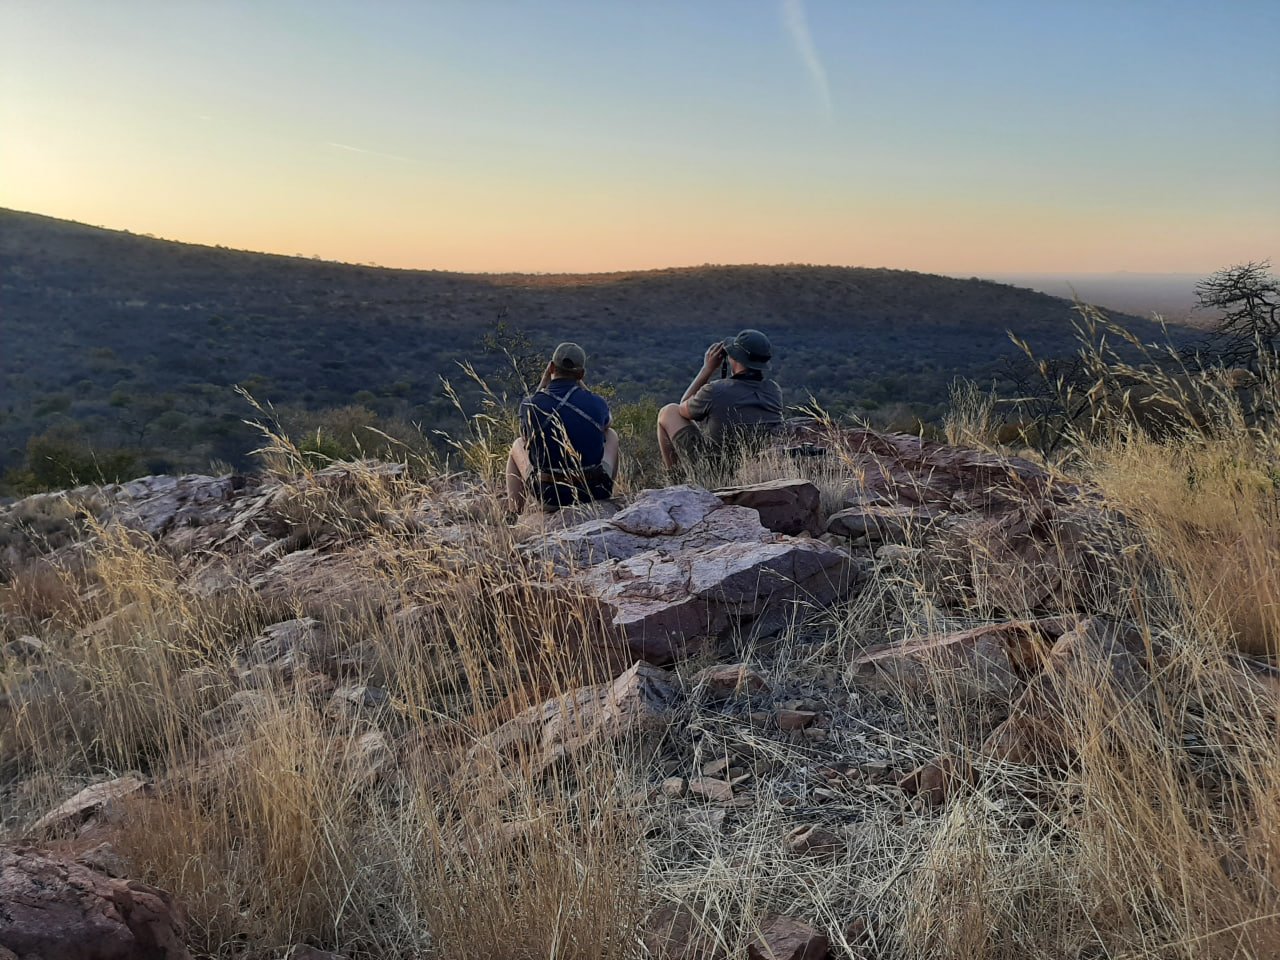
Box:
523, 486, 862, 662
0, 848, 191, 960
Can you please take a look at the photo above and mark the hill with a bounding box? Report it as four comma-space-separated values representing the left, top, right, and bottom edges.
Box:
0, 208, 1181, 481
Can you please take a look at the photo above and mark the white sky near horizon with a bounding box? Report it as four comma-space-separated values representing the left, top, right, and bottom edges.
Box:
1, 0, 1277, 275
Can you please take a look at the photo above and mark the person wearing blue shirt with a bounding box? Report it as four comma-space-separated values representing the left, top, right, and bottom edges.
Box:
505, 342, 619, 513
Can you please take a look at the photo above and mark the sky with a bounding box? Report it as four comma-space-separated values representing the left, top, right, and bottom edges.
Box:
2, 1, 1277, 275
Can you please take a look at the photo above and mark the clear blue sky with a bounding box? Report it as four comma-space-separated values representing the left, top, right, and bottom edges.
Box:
2, 0, 1277, 273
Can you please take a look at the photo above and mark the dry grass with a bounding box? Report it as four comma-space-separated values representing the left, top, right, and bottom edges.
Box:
2, 374, 1279, 958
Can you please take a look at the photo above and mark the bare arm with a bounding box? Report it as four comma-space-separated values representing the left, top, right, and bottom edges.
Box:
680, 341, 725, 405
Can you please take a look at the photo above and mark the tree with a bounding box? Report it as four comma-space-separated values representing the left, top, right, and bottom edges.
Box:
1194, 261, 1278, 364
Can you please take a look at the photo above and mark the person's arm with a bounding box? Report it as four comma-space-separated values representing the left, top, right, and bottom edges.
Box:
680, 341, 726, 408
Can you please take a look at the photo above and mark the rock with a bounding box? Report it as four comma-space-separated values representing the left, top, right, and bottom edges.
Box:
110, 474, 245, 539
897, 756, 976, 805
463, 661, 678, 784
748, 915, 829, 960
828, 429, 1061, 513
983, 619, 1154, 764
642, 902, 726, 960
613, 486, 726, 537
522, 487, 766, 572
776, 709, 817, 730
783, 824, 844, 858
577, 536, 858, 663
234, 617, 322, 681
33, 777, 153, 836
521, 486, 863, 663
0, 847, 191, 959
248, 548, 384, 614
326, 684, 392, 722
693, 663, 771, 698
341, 730, 396, 788
714, 479, 823, 536
688, 778, 734, 803
851, 621, 1062, 700
2, 635, 46, 662
826, 503, 939, 543
661, 777, 687, 799
199, 690, 275, 742
513, 499, 620, 537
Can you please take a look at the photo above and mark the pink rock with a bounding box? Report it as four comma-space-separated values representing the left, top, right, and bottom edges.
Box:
826, 502, 939, 543
748, 915, 828, 960
714, 479, 823, 536
0, 847, 191, 960
643, 903, 727, 960
33, 777, 152, 836
463, 661, 677, 784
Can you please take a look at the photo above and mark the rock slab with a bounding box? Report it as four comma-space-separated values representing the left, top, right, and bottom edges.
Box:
0, 848, 191, 960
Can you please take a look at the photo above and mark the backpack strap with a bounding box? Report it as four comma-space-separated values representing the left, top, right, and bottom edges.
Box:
536, 383, 608, 436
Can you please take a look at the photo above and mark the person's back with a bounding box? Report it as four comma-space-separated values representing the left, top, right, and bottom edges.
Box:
505, 342, 619, 513
521, 378, 609, 474
685, 371, 783, 442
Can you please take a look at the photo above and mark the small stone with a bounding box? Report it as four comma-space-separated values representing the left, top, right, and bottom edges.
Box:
688, 778, 734, 803
748, 914, 829, 960
325, 684, 391, 721
662, 777, 687, 799
749, 711, 772, 728
776, 709, 818, 731
642, 902, 726, 960
694, 663, 771, 698
897, 756, 975, 805
701, 758, 732, 778
784, 824, 844, 859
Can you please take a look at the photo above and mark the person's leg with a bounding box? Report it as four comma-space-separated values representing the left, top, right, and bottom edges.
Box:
505, 437, 530, 513
657, 403, 694, 468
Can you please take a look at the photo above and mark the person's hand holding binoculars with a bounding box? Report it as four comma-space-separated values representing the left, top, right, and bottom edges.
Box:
702, 340, 727, 373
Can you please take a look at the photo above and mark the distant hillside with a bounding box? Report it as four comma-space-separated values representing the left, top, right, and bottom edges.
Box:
0, 208, 1181, 481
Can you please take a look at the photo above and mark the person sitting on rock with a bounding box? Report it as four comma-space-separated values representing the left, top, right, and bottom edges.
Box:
657, 328, 784, 470
506, 342, 620, 513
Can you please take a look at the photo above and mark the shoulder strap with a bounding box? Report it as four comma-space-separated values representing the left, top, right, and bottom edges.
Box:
537, 383, 607, 435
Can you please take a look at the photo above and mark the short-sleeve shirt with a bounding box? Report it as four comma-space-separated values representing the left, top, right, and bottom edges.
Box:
520, 379, 612, 471
685, 374, 784, 441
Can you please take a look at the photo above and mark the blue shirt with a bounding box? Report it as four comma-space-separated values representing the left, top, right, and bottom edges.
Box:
520, 379, 611, 471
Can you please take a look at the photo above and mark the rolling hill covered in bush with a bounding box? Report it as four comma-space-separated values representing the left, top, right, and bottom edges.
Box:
1, 208, 1177, 487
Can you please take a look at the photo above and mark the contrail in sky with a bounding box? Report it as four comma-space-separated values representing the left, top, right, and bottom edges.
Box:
325, 141, 411, 163
780, 0, 832, 116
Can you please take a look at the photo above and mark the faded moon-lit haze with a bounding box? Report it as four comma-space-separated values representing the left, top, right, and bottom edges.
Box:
2, 0, 1277, 275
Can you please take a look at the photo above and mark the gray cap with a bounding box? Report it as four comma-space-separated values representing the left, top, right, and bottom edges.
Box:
724, 329, 772, 370
551, 342, 587, 374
